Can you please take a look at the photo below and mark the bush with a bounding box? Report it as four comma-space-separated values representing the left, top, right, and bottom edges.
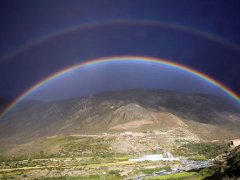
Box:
108, 170, 121, 178
179, 143, 228, 159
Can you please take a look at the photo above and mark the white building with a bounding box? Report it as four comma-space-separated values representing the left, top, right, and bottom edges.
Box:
164, 150, 174, 158
229, 139, 240, 148
129, 154, 179, 162
124, 131, 133, 135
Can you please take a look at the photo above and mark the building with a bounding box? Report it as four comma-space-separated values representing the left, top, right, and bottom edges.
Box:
120, 131, 133, 136
229, 139, 240, 148
163, 150, 174, 158
129, 154, 180, 162
124, 131, 133, 135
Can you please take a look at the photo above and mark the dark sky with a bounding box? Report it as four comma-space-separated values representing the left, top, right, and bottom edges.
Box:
0, 0, 240, 101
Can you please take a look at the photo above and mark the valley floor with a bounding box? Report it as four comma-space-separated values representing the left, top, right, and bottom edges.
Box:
0, 157, 213, 180
0, 131, 230, 180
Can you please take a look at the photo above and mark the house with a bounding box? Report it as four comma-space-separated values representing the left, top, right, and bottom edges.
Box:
124, 131, 133, 135
120, 131, 133, 136
229, 139, 240, 148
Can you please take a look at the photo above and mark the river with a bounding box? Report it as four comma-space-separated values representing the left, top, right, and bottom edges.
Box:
128, 159, 213, 180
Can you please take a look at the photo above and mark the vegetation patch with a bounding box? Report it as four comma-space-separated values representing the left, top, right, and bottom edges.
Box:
41, 174, 122, 180
140, 166, 171, 174
45, 136, 78, 146
176, 143, 228, 159
147, 172, 200, 180
188, 155, 208, 161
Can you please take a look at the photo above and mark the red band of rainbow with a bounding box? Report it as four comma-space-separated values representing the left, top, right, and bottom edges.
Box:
1, 56, 239, 117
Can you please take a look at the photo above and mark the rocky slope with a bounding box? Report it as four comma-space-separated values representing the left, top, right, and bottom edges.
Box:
202, 145, 240, 180
0, 89, 240, 147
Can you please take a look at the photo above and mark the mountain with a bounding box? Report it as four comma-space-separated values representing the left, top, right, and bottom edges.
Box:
0, 89, 240, 148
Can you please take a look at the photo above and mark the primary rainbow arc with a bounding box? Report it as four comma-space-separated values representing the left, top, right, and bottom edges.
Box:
1, 56, 239, 117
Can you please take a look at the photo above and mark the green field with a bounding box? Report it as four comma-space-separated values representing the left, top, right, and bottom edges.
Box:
0, 136, 226, 180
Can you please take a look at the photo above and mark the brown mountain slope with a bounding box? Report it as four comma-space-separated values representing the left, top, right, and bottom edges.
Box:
0, 89, 240, 146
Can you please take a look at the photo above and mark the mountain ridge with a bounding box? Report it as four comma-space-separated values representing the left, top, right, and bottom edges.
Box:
0, 89, 240, 149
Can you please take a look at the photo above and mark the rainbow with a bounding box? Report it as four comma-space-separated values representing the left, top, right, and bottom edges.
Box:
1, 56, 239, 117
1, 19, 240, 63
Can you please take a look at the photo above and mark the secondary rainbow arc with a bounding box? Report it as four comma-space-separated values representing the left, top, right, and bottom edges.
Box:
1, 19, 240, 63
1, 56, 239, 117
